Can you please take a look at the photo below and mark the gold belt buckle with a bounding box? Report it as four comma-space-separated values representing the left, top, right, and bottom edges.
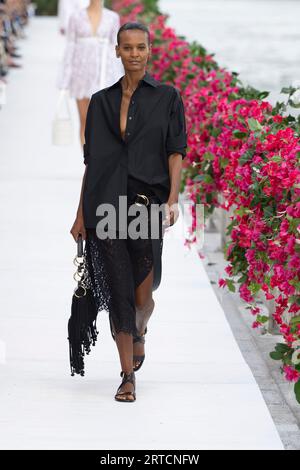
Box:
135, 193, 150, 206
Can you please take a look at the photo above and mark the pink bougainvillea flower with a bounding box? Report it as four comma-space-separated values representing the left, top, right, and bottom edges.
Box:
283, 365, 300, 382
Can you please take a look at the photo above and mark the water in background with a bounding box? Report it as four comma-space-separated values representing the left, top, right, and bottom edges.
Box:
160, 0, 300, 105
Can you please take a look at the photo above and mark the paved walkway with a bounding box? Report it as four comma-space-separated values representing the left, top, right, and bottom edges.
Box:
0, 16, 284, 450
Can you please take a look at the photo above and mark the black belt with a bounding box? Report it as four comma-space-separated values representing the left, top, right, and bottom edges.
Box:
127, 188, 159, 207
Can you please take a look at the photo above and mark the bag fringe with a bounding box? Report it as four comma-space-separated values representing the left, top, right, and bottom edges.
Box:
68, 287, 99, 376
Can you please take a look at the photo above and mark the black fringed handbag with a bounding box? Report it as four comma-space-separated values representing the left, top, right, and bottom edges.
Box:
68, 234, 99, 376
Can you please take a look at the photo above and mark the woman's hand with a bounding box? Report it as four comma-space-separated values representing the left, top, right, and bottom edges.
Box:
70, 214, 86, 241
162, 198, 179, 227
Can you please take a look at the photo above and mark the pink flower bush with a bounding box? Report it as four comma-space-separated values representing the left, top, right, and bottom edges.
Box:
283, 365, 300, 383
111, 0, 300, 403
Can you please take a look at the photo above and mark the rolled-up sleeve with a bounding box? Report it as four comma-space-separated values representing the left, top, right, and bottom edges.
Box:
166, 88, 187, 159
83, 95, 96, 165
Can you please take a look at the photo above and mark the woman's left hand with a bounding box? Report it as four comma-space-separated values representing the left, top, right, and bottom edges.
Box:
162, 198, 179, 227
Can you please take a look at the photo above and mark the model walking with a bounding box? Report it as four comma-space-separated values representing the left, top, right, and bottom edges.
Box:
57, 0, 124, 146
70, 22, 187, 402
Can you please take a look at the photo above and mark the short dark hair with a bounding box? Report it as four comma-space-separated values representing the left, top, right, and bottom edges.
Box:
117, 22, 151, 46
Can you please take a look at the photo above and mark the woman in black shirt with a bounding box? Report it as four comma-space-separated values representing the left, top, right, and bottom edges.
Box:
70, 21, 187, 402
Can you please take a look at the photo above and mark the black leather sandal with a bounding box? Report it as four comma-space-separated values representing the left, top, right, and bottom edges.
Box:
114, 371, 136, 402
133, 326, 147, 372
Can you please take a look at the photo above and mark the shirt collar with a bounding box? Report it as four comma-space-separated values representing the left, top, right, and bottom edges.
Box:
106, 71, 159, 91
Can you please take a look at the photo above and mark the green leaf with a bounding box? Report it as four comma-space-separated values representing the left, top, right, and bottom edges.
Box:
285, 114, 296, 123
289, 100, 300, 109
272, 101, 286, 115
281, 86, 295, 95
235, 207, 247, 216
258, 91, 270, 100
248, 118, 263, 132
282, 355, 293, 366
290, 315, 300, 326
237, 274, 249, 284
238, 151, 253, 166
220, 158, 229, 169
289, 217, 300, 232
203, 174, 214, 184
263, 206, 275, 218
257, 315, 269, 324
270, 155, 282, 163
211, 127, 222, 138
263, 274, 271, 285
249, 282, 261, 294
203, 151, 215, 161
225, 279, 236, 292
294, 380, 300, 404
270, 351, 283, 360
228, 92, 240, 101
233, 130, 248, 139
206, 192, 213, 204
275, 343, 291, 354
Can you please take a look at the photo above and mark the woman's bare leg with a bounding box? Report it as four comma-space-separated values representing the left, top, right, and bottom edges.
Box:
76, 98, 90, 148
115, 331, 134, 373
133, 267, 155, 369
111, 263, 155, 391
110, 319, 135, 398
135, 266, 155, 333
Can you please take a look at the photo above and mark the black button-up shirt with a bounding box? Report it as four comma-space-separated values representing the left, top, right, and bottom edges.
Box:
82, 71, 187, 228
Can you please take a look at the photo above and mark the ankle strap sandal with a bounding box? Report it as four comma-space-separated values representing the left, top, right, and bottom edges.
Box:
114, 371, 136, 402
133, 327, 147, 372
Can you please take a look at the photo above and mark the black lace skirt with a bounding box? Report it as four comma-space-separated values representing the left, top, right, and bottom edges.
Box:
84, 176, 164, 338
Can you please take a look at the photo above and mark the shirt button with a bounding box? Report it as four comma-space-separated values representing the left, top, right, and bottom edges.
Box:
129, 116, 132, 120
127, 132, 130, 136
131, 100, 135, 105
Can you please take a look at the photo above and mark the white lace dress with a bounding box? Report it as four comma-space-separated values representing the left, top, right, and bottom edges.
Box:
57, 7, 124, 99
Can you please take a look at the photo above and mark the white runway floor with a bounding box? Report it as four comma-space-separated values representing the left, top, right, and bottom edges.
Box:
0, 17, 284, 450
